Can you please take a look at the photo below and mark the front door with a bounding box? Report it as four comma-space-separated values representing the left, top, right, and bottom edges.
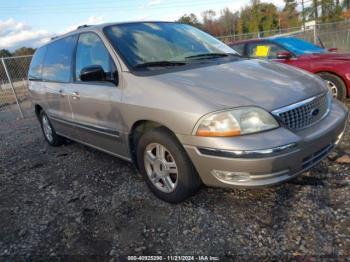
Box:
68, 32, 128, 159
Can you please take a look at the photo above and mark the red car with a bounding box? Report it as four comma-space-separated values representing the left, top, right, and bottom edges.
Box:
229, 37, 350, 100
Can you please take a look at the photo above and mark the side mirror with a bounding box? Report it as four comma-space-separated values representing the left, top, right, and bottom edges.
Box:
80, 65, 105, 82
276, 51, 292, 60
328, 48, 338, 52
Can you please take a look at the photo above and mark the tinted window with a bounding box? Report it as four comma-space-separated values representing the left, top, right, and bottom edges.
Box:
28, 46, 47, 80
247, 42, 287, 59
75, 32, 116, 81
230, 43, 245, 56
104, 22, 237, 68
42, 35, 77, 82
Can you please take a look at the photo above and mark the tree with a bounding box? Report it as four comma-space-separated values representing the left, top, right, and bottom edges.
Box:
13, 47, 36, 56
342, 8, 350, 19
201, 10, 222, 36
177, 13, 201, 28
280, 0, 300, 28
218, 8, 239, 35
343, 0, 350, 9
0, 49, 12, 58
238, 0, 279, 35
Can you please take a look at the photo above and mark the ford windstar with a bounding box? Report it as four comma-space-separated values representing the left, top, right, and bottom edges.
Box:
28, 22, 348, 203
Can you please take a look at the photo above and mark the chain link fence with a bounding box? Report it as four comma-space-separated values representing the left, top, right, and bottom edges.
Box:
0, 55, 33, 122
218, 21, 350, 52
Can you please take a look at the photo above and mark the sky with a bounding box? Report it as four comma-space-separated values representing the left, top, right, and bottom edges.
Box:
0, 0, 284, 51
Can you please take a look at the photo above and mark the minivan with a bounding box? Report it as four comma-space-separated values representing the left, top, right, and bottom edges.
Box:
28, 22, 348, 203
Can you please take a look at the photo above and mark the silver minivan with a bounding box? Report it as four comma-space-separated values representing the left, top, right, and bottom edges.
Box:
28, 22, 348, 203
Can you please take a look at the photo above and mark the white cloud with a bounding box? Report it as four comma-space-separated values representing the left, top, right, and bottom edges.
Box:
0, 18, 52, 51
148, 0, 162, 6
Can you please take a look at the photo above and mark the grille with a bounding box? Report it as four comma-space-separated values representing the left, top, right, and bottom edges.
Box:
273, 94, 329, 130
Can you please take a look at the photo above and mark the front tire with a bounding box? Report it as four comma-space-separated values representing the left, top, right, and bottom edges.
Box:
137, 127, 202, 203
318, 72, 347, 101
39, 111, 65, 146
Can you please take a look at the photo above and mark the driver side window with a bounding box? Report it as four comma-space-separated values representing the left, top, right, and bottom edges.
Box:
247, 42, 287, 59
75, 32, 116, 82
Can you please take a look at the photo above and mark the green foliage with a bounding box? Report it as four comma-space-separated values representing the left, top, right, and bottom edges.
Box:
236, 1, 280, 35
13, 47, 36, 56
0, 49, 12, 58
307, 0, 346, 22
0, 47, 36, 58
177, 13, 201, 28
282, 0, 300, 27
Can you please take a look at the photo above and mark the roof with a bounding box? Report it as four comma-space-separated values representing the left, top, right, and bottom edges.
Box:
49, 21, 176, 43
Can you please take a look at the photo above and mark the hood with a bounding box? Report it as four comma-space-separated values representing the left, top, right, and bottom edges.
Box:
149, 59, 327, 112
300, 52, 350, 61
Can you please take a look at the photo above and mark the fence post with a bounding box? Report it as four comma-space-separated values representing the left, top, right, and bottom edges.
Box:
313, 25, 317, 44
1, 57, 24, 119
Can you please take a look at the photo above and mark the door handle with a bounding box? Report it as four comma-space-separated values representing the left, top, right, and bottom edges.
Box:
71, 91, 80, 100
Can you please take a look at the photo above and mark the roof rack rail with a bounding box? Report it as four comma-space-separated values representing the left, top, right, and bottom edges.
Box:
51, 36, 58, 40
77, 24, 90, 30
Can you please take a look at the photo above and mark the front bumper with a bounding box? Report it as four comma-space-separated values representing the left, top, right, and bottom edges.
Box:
178, 100, 348, 188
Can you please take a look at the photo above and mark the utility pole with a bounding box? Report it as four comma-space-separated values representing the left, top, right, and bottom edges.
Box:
302, 0, 306, 34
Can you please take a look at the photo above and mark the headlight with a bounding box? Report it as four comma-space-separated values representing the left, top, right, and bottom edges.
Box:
195, 107, 279, 137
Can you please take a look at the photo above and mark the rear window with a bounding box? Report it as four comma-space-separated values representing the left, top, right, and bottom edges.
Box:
42, 35, 77, 82
28, 46, 47, 80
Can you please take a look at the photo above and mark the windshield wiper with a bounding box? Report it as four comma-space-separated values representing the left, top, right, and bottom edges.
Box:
185, 53, 232, 60
134, 61, 186, 68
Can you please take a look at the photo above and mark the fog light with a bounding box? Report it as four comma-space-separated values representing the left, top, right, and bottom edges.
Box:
211, 169, 251, 182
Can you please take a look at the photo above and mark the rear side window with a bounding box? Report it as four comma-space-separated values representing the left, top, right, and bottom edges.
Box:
230, 44, 245, 56
247, 42, 287, 59
75, 32, 116, 81
42, 35, 77, 82
28, 46, 47, 80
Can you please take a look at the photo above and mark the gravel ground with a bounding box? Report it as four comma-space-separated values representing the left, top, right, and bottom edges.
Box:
0, 105, 350, 261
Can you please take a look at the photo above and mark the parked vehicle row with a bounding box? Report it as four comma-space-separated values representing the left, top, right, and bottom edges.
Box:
229, 37, 350, 101
28, 22, 348, 203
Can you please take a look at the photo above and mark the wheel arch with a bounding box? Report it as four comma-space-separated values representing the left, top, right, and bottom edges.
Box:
316, 71, 348, 97
34, 104, 44, 120
128, 120, 179, 171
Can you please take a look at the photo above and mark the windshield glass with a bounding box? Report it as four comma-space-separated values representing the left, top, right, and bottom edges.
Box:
273, 37, 327, 56
104, 22, 237, 68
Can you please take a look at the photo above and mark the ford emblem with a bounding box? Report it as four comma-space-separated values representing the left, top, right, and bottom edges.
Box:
310, 108, 320, 117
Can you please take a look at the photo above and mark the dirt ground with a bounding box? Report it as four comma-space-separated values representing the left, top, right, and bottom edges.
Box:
0, 105, 349, 261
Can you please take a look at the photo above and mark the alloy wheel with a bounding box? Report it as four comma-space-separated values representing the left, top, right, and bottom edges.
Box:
42, 115, 53, 142
327, 80, 338, 98
144, 143, 179, 193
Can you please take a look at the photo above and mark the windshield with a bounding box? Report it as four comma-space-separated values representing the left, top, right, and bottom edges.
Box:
103, 22, 237, 68
273, 37, 327, 56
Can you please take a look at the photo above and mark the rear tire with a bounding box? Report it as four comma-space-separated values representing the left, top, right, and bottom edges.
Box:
137, 127, 202, 203
39, 111, 65, 146
317, 72, 347, 101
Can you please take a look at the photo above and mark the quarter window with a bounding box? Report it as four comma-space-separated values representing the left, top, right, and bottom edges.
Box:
75, 33, 116, 82
230, 44, 245, 56
28, 46, 47, 80
42, 36, 77, 82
